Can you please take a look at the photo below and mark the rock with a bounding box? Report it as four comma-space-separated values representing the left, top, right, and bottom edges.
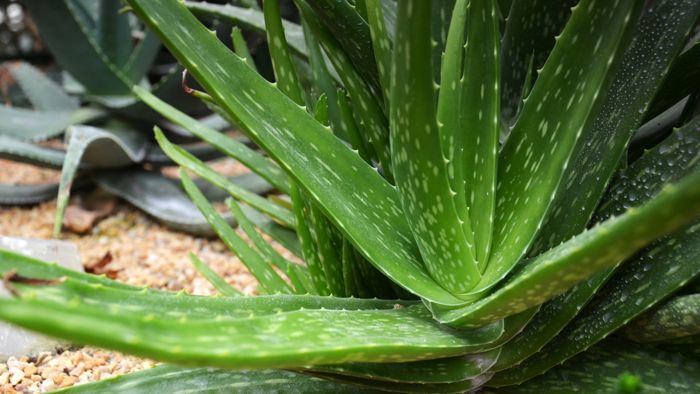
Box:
0, 237, 83, 361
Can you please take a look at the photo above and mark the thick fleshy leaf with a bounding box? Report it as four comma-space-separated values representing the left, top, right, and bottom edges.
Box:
624, 294, 700, 343
0, 135, 66, 168
0, 106, 102, 142
126, 0, 464, 306
488, 217, 700, 385
134, 86, 290, 193
55, 365, 363, 393
530, 0, 700, 254
499, 0, 576, 124
484, 0, 641, 292
433, 168, 700, 327
154, 128, 295, 227
460, 0, 501, 267
491, 341, 700, 392
647, 41, 700, 120
8, 62, 79, 112
184, 1, 308, 56
305, 349, 499, 384
364, 0, 392, 104
180, 170, 293, 295
0, 291, 503, 368
189, 253, 243, 297
23, 0, 132, 95
53, 125, 149, 236
391, 0, 479, 294
308, 370, 491, 394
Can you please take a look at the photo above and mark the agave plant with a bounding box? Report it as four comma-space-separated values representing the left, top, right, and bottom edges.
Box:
0, 0, 699, 392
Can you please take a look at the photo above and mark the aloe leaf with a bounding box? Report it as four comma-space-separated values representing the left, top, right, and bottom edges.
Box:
0, 183, 60, 205
126, 0, 463, 306
264, 0, 306, 105
309, 206, 345, 296
97, 0, 133, 68
123, 30, 161, 83
0, 291, 503, 368
488, 220, 700, 385
96, 170, 234, 236
484, 0, 642, 292
491, 341, 700, 393
307, 371, 492, 394
531, 0, 700, 255
624, 294, 700, 343
23, 0, 131, 95
134, 86, 290, 193
499, 0, 576, 124
647, 41, 700, 120
435, 0, 473, 254
297, 1, 393, 179
290, 184, 330, 295
54, 365, 363, 393
306, 348, 499, 384
243, 206, 302, 258
364, 0, 392, 104
434, 168, 700, 327
336, 89, 372, 162
189, 252, 243, 297
461, 0, 501, 267
303, 0, 380, 96
0, 135, 66, 168
54, 125, 149, 236
430, 0, 455, 87
0, 106, 72, 141
8, 62, 79, 112
154, 128, 295, 227
184, 1, 308, 57
231, 27, 258, 72
391, 0, 479, 294
181, 169, 293, 295
226, 198, 293, 273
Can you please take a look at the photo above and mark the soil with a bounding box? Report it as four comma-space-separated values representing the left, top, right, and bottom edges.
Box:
0, 159, 271, 393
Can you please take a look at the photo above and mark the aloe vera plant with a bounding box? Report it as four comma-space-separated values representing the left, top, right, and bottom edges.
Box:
1, 0, 700, 391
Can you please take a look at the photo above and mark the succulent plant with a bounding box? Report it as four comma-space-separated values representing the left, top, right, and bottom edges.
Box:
0, 0, 274, 235
0, 0, 699, 392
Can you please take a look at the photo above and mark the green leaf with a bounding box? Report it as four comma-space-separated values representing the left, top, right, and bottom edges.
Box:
231, 26, 259, 72
530, 0, 700, 255
180, 169, 293, 295
123, 30, 162, 83
391, 0, 480, 294
460, 0, 501, 267
226, 198, 294, 273
303, 0, 380, 96
154, 128, 295, 227
307, 370, 491, 393
133, 86, 290, 193
364, 0, 392, 104
491, 341, 700, 393
97, 0, 133, 68
624, 294, 700, 343
0, 106, 99, 142
305, 348, 499, 384
0, 135, 66, 168
297, 1, 393, 179
488, 219, 700, 386
483, 0, 642, 293
499, 0, 576, 124
647, 41, 700, 120
8, 62, 79, 112
290, 183, 330, 295
126, 0, 464, 306
185, 1, 308, 57
433, 168, 700, 327
23, 0, 132, 95
54, 125, 149, 237
0, 293, 503, 368
189, 252, 243, 297
96, 170, 238, 236
55, 365, 362, 394
264, 0, 306, 105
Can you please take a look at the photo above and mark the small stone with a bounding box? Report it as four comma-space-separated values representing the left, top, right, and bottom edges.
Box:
8, 367, 23, 385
